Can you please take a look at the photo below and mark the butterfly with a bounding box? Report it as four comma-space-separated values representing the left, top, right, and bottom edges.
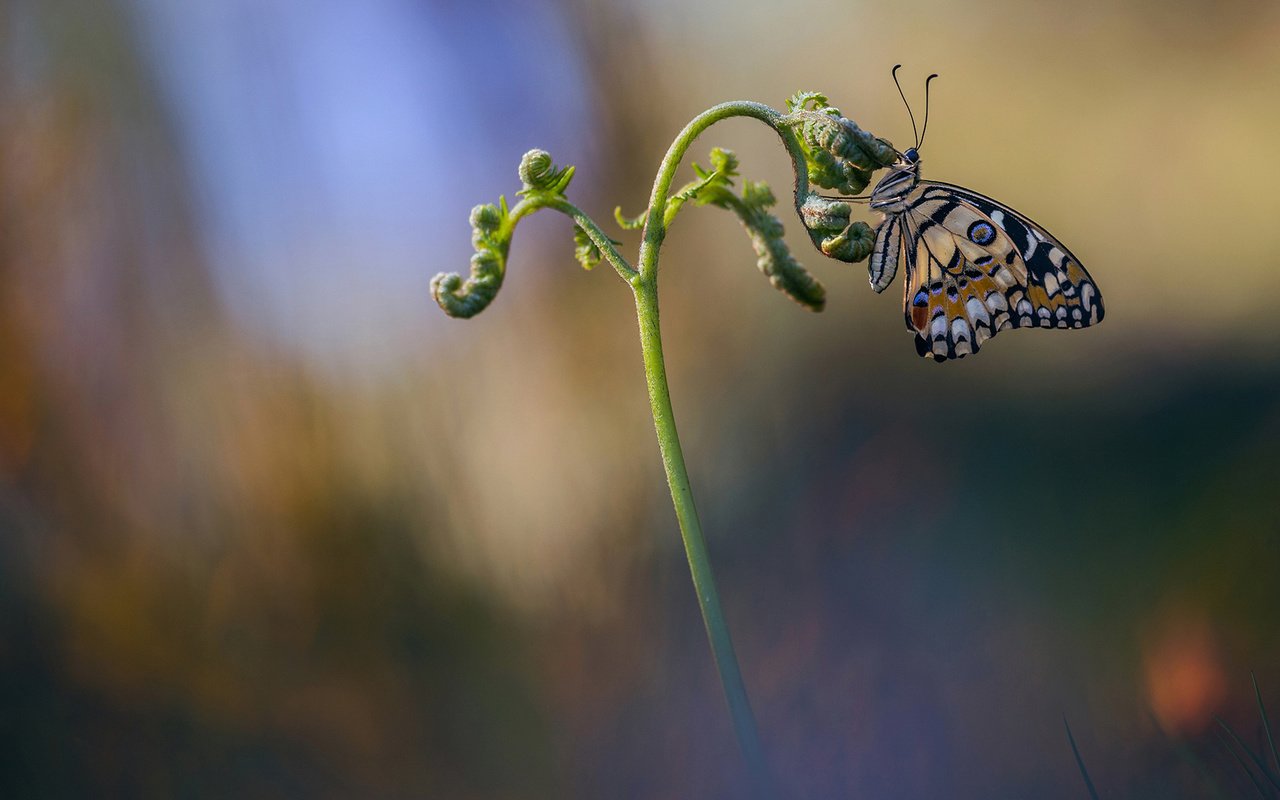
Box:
865, 67, 1104, 361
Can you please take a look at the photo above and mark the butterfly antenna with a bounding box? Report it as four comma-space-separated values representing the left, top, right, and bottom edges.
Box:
892, 64, 920, 149
918, 73, 940, 151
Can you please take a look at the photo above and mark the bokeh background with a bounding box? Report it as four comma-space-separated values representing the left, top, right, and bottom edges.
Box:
2, 1, 1279, 797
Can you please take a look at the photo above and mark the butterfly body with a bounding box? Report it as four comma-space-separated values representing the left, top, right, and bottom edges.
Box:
868, 148, 1104, 361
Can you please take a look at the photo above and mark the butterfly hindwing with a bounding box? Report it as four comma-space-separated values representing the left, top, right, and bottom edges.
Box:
897, 189, 1024, 360
892, 181, 1102, 361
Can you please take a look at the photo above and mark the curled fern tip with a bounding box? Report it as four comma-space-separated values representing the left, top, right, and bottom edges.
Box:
519, 149, 575, 196
784, 97, 897, 196
800, 195, 876, 263
432, 201, 511, 318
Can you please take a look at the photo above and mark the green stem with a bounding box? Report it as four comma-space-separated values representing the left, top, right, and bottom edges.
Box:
440, 96, 882, 794
629, 101, 807, 797
633, 280, 773, 795
638, 101, 810, 282
510, 195, 636, 281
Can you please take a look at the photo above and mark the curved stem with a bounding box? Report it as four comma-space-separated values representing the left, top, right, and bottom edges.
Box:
633, 280, 774, 796
631, 101, 806, 797
638, 101, 810, 283
509, 195, 637, 281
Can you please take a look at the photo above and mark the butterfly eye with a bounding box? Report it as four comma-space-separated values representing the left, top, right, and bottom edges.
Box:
903, 147, 919, 163
966, 220, 996, 245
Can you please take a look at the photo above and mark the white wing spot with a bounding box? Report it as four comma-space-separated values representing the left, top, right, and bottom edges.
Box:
1043, 272, 1060, 297
966, 297, 990, 326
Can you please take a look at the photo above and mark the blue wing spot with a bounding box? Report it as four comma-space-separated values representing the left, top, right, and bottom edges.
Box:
967, 221, 996, 245
913, 290, 928, 307
974, 255, 993, 266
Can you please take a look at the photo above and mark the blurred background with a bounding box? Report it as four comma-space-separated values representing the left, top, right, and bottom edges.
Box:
2, 0, 1278, 797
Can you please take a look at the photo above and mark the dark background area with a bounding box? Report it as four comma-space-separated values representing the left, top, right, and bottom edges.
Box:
2, 1, 1278, 797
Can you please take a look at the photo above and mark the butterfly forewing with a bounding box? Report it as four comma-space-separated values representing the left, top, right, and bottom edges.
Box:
886, 180, 1103, 361
930, 182, 1104, 327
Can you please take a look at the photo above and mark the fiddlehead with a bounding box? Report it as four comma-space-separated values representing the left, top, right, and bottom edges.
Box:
779, 92, 896, 266
431, 150, 634, 318
518, 149, 575, 196
783, 91, 897, 196
430, 200, 512, 319
799, 195, 877, 263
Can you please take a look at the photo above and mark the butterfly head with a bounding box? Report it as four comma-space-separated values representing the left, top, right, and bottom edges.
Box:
873, 68, 935, 210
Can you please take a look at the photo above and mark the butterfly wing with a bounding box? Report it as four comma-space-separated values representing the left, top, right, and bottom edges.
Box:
868, 215, 904, 293
896, 181, 1103, 361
